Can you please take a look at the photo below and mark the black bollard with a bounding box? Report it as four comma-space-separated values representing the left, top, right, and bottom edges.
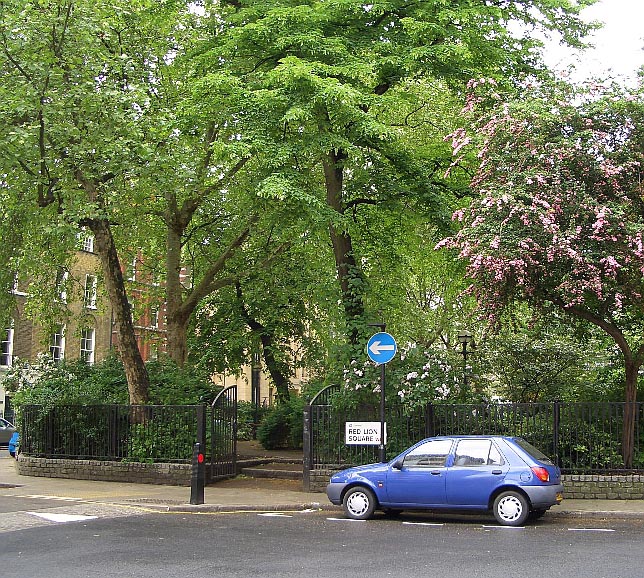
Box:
190, 442, 205, 505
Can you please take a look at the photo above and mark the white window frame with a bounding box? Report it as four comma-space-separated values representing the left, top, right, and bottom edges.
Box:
1, 323, 14, 367
56, 269, 69, 303
127, 256, 137, 282
150, 306, 159, 329
50, 326, 65, 363
80, 328, 95, 364
78, 229, 94, 253
84, 274, 97, 309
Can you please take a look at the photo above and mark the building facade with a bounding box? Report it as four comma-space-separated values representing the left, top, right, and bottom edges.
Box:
0, 235, 113, 421
1, 236, 297, 420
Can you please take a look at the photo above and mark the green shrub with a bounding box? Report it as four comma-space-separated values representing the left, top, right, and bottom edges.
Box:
257, 396, 304, 450
236, 401, 268, 441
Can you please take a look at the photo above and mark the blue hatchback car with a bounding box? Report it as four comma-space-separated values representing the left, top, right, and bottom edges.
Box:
326, 435, 564, 526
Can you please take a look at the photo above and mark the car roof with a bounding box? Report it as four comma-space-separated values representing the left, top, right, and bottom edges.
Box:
425, 435, 514, 440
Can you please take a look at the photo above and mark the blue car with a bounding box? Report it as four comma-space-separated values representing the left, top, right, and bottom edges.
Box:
326, 435, 564, 526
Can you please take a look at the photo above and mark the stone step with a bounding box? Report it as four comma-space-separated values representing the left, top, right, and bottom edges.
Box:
240, 461, 303, 481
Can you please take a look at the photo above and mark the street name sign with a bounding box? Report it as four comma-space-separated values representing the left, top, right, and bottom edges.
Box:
345, 421, 387, 445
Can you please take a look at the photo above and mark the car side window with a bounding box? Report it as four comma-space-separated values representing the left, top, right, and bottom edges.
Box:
403, 439, 453, 468
454, 439, 505, 467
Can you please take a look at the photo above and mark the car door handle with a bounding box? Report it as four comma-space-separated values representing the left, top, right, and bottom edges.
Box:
430, 470, 442, 476
491, 469, 503, 475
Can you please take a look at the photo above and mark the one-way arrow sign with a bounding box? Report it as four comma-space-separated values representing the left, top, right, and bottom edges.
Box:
367, 332, 397, 364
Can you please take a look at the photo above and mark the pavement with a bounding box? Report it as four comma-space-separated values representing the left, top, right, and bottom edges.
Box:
2, 450, 644, 520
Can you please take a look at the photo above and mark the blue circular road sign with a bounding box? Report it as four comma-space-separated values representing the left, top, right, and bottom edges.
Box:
367, 332, 397, 364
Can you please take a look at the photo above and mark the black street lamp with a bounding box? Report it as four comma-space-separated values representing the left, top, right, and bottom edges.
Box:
457, 330, 474, 388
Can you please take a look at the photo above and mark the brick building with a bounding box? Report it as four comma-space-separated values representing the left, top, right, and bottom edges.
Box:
0, 234, 299, 420
0, 233, 113, 420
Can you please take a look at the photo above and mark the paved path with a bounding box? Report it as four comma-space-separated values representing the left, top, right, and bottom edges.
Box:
2, 454, 644, 518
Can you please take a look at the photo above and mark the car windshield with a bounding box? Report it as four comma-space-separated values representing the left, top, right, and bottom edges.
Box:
513, 438, 553, 465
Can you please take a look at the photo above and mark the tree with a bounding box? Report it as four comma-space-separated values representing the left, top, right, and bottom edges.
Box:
478, 311, 609, 402
201, 0, 595, 354
189, 231, 334, 403
0, 0, 193, 402
0, 1, 282, 398
440, 80, 644, 465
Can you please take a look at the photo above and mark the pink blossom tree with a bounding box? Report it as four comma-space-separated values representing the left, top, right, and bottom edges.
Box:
439, 80, 644, 466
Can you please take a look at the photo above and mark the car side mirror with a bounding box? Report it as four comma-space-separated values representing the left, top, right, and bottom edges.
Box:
392, 459, 404, 470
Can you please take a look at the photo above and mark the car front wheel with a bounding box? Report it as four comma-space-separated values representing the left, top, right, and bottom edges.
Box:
493, 491, 529, 526
343, 487, 376, 520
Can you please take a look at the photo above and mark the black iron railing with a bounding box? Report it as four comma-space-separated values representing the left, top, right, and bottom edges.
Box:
21, 404, 208, 463
304, 386, 644, 475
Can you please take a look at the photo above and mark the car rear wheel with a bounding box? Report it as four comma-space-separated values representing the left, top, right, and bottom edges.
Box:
343, 487, 376, 520
493, 491, 529, 526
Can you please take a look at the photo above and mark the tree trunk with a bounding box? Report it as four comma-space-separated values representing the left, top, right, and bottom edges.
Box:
164, 210, 255, 366
166, 311, 190, 367
236, 283, 290, 403
164, 219, 190, 366
89, 218, 150, 404
323, 150, 365, 344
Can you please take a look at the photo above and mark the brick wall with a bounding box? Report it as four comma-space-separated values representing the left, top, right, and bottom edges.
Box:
17, 456, 191, 486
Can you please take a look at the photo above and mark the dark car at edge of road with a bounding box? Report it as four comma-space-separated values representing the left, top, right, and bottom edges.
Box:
327, 435, 564, 526
0, 417, 17, 448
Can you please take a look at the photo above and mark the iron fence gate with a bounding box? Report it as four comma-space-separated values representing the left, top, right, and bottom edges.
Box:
207, 385, 237, 483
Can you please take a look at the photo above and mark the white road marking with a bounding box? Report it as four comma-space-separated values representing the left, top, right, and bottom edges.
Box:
257, 513, 293, 518
327, 517, 365, 522
402, 521, 444, 527
27, 512, 99, 523
482, 525, 525, 529
568, 528, 616, 532
15, 494, 86, 502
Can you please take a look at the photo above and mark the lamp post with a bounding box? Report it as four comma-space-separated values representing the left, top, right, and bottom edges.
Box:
457, 330, 473, 389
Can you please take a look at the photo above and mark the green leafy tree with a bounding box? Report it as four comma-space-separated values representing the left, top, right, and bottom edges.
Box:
479, 313, 610, 402
0, 1, 291, 397
0, 0, 201, 402
196, 0, 595, 357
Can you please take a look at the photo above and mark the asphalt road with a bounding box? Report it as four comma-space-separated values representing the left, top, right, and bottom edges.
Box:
0, 499, 641, 578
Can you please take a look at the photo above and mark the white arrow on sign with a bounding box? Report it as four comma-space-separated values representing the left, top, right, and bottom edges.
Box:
369, 341, 396, 356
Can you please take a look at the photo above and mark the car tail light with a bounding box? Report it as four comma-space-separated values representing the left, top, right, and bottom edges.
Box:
531, 466, 550, 482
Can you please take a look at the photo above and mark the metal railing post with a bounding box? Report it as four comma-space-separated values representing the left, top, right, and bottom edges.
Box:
553, 400, 561, 468
190, 442, 205, 505
303, 402, 312, 492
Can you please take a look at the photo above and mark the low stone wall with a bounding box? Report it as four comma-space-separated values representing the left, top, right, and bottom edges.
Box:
17, 456, 191, 486
307, 468, 644, 499
562, 474, 644, 500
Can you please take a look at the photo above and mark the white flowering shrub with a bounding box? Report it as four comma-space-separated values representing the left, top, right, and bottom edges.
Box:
341, 345, 477, 411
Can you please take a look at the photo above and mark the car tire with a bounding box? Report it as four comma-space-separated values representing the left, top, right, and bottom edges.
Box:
493, 491, 529, 526
343, 486, 377, 520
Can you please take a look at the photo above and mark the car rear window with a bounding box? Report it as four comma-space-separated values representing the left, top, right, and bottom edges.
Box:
513, 438, 554, 465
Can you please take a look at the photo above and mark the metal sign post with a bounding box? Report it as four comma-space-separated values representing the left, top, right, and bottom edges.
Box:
367, 325, 397, 462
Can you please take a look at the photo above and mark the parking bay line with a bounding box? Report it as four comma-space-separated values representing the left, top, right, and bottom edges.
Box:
568, 528, 616, 532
